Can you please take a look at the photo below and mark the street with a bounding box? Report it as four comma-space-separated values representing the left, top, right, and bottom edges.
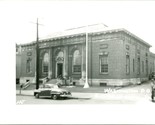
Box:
16, 82, 154, 105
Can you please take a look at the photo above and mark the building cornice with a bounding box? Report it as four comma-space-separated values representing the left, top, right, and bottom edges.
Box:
19, 28, 152, 48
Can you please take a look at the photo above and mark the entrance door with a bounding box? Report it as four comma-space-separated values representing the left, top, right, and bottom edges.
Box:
57, 63, 63, 78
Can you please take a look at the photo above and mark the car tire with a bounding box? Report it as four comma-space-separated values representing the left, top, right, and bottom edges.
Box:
52, 95, 58, 100
35, 93, 39, 98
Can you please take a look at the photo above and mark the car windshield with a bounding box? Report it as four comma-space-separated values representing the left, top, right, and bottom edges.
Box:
44, 84, 59, 89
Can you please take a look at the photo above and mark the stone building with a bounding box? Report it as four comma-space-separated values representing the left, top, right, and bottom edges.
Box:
16, 24, 155, 86
150, 52, 155, 73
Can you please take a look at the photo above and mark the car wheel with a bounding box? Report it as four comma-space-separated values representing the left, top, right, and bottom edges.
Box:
35, 93, 39, 98
52, 95, 58, 100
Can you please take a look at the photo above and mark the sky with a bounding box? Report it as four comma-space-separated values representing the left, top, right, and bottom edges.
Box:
0, 1, 155, 53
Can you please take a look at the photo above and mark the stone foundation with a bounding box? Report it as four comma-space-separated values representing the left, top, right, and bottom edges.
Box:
77, 77, 149, 86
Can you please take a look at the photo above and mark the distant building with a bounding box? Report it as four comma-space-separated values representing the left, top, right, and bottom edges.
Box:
150, 52, 155, 73
16, 24, 155, 86
16, 44, 21, 84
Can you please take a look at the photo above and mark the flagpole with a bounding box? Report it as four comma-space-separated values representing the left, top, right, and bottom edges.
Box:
83, 25, 89, 88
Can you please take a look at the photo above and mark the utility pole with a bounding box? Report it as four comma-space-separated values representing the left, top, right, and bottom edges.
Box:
30, 19, 43, 89
30, 18, 44, 89
36, 18, 39, 89
83, 25, 90, 88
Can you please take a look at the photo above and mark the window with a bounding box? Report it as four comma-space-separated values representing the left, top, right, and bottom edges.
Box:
26, 58, 31, 73
142, 61, 144, 73
146, 53, 148, 57
126, 55, 130, 74
72, 50, 81, 73
126, 45, 130, 50
42, 53, 49, 73
100, 55, 108, 73
137, 57, 140, 75
133, 59, 135, 72
146, 60, 148, 75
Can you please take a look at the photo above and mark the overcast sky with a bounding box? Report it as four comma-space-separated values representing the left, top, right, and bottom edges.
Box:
1, 1, 155, 53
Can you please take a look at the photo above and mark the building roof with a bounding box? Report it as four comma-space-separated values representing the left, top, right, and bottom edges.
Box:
21, 23, 151, 47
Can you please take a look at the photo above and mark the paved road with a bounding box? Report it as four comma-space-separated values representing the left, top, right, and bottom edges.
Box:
16, 83, 155, 105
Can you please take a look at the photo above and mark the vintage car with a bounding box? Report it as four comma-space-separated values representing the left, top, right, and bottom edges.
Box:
34, 84, 71, 100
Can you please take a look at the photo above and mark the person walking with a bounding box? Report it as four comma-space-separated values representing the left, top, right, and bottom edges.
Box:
151, 78, 155, 101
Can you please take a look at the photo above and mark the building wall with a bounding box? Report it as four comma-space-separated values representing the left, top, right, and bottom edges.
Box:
16, 54, 21, 79
150, 52, 155, 73
16, 45, 22, 79
89, 32, 124, 79
120, 32, 150, 81
20, 45, 36, 83
87, 31, 150, 86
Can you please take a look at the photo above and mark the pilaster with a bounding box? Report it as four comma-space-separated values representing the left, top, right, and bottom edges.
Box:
63, 46, 69, 79
48, 48, 52, 79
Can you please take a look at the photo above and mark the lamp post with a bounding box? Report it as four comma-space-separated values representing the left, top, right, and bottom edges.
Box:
83, 25, 89, 88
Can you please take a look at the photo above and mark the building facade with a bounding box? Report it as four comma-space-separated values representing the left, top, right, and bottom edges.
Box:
150, 52, 155, 74
16, 25, 155, 86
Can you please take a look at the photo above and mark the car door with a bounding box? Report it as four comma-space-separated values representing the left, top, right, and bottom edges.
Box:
40, 87, 51, 97
41, 90, 50, 96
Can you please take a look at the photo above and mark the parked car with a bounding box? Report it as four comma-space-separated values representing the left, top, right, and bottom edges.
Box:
34, 84, 71, 100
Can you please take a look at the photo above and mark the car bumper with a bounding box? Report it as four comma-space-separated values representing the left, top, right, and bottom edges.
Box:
60, 94, 72, 97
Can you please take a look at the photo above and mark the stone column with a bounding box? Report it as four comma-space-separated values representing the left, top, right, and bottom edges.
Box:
63, 46, 69, 79
48, 48, 52, 79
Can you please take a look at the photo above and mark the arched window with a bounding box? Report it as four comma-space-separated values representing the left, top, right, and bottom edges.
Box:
26, 58, 31, 73
42, 53, 49, 73
126, 55, 130, 74
72, 50, 81, 73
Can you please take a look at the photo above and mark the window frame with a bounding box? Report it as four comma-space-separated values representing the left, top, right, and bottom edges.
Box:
142, 61, 144, 73
133, 59, 135, 72
42, 53, 49, 74
137, 57, 140, 75
26, 58, 32, 73
99, 55, 108, 74
72, 50, 81, 74
126, 54, 130, 75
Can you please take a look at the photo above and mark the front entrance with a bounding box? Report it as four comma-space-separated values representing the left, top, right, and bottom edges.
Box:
57, 63, 63, 78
